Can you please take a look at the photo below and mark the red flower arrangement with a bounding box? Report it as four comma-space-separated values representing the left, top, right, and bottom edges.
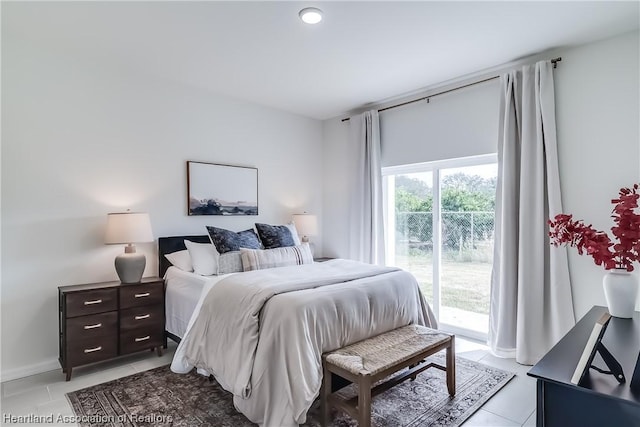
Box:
548, 184, 640, 271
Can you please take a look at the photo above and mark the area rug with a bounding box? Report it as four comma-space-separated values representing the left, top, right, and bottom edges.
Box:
67, 355, 514, 427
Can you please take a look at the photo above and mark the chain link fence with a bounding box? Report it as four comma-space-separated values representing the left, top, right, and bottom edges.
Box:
395, 211, 495, 316
396, 211, 494, 261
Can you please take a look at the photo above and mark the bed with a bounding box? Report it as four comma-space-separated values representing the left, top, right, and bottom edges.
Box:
159, 235, 437, 427
159, 235, 211, 344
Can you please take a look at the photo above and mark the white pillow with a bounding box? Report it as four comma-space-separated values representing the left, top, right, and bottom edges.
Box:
184, 240, 219, 276
164, 250, 193, 272
240, 243, 314, 272
286, 222, 302, 245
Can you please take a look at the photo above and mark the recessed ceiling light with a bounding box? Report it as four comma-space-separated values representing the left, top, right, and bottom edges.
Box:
299, 7, 323, 25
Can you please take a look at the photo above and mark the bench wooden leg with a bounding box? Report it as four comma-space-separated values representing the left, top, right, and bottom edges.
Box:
321, 363, 332, 427
409, 363, 418, 381
358, 376, 372, 427
446, 337, 456, 396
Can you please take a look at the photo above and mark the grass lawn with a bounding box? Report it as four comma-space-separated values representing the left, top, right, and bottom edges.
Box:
395, 253, 492, 315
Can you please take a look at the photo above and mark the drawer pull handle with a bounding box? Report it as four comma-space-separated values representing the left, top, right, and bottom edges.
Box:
135, 314, 150, 320
83, 323, 102, 329
134, 293, 150, 298
84, 299, 102, 305
84, 346, 102, 353
135, 336, 150, 342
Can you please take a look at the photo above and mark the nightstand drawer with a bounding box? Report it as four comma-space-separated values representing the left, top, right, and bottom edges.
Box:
120, 306, 163, 332
120, 328, 163, 355
66, 289, 118, 317
119, 282, 163, 309
67, 335, 117, 366
67, 312, 117, 341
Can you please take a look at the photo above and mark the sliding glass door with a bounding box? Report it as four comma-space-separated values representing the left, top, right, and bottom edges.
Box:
383, 155, 497, 339
385, 171, 435, 307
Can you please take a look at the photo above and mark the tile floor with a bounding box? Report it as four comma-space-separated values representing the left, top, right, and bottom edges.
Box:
0, 338, 536, 426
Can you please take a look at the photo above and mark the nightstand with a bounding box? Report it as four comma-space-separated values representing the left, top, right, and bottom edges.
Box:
58, 277, 164, 381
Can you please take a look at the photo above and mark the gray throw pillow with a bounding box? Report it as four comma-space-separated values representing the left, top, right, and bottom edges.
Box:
218, 251, 243, 274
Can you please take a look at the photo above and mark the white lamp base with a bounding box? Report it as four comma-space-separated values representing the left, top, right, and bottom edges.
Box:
115, 245, 146, 284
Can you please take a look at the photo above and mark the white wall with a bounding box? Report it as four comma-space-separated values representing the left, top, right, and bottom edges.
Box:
1, 37, 324, 379
554, 31, 640, 319
322, 30, 640, 321
322, 119, 351, 258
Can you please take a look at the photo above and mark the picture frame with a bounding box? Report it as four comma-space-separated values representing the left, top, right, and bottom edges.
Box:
187, 161, 258, 216
571, 312, 623, 386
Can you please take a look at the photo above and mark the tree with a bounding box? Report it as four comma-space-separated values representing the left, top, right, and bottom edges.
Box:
441, 173, 495, 212
396, 189, 432, 212
395, 173, 495, 213
396, 175, 432, 195
395, 176, 433, 244
442, 187, 494, 212
394, 173, 496, 249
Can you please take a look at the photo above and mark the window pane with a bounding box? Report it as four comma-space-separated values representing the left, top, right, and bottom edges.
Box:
439, 164, 496, 334
392, 172, 434, 306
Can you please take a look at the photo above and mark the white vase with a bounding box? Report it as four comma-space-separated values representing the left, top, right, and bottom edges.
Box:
603, 269, 639, 318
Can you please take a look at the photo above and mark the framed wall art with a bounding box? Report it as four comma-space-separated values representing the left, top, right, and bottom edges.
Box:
187, 161, 258, 216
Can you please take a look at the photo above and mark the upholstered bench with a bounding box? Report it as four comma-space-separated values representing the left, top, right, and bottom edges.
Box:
321, 324, 455, 427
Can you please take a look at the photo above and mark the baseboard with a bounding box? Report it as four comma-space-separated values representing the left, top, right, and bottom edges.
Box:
1, 359, 60, 382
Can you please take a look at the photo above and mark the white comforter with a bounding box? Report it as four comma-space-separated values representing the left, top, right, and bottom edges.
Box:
171, 259, 436, 427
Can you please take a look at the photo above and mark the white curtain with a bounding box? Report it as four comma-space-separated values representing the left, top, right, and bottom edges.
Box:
489, 61, 575, 365
348, 110, 385, 265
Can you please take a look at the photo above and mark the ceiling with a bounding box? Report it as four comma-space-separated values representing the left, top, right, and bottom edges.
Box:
3, 1, 639, 120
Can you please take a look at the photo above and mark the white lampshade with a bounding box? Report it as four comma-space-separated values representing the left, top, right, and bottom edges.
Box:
105, 212, 154, 244
292, 213, 318, 238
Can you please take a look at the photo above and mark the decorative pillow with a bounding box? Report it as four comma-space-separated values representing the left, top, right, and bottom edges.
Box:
164, 250, 193, 272
206, 226, 262, 254
255, 223, 296, 249
286, 222, 302, 245
240, 243, 314, 272
217, 251, 244, 274
184, 240, 218, 276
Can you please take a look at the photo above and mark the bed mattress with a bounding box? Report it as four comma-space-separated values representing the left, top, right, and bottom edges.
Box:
164, 266, 235, 338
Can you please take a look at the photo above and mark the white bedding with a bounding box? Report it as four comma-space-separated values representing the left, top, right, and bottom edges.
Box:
171, 259, 436, 427
163, 266, 235, 338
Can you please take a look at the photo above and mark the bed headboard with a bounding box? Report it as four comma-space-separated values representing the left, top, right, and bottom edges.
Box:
158, 235, 211, 277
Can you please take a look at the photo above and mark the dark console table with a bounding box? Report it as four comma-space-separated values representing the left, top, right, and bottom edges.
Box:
528, 306, 640, 427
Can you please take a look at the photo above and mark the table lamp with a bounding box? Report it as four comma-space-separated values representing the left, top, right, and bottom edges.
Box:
104, 211, 154, 283
292, 213, 318, 243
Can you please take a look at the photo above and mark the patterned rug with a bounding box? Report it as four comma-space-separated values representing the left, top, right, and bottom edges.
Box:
67, 355, 514, 427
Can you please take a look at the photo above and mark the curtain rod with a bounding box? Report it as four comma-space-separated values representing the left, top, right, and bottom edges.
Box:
341, 57, 562, 122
